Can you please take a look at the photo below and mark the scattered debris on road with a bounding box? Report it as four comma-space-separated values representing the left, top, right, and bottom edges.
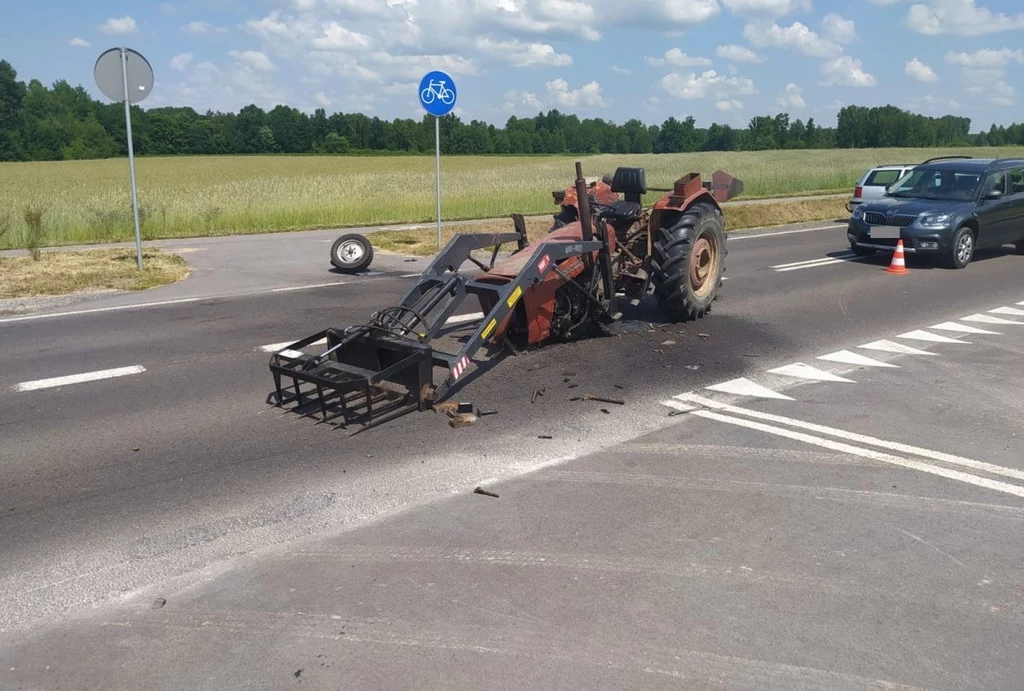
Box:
531, 387, 546, 403
662, 340, 677, 346
538, 435, 553, 439
476, 408, 498, 417
474, 486, 499, 498
698, 333, 711, 339
151, 598, 166, 610
449, 413, 478, 428
685, 364, 702, 371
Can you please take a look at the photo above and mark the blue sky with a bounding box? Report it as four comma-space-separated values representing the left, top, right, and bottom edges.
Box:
4, 0, 1024, 129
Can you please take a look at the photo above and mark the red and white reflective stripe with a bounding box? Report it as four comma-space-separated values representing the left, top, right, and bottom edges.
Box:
450, 355, 471, 380
537, 254, 550, 273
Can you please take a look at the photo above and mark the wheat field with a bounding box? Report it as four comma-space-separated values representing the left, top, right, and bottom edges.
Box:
0, 147, 1020, 250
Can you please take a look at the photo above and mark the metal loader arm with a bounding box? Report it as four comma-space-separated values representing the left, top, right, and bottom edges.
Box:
432, 237, 605, 400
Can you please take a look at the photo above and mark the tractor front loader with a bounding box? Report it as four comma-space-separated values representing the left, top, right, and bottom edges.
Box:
267, 161, 743, 433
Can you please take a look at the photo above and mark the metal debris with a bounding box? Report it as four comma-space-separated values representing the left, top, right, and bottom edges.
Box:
662, 340, 677, 346
531, 387, 546, 403
433, 401, 460, 415
685, 364, 702, 371
562, 371, 577, 377
476, 408, 498, 417
698, 333, 711, 339
600, 408, 610, 414
583, 394, 625, 405
474, 486, 499, 498
449, 413, 478, 428
613, 384, 625, 390
456, 402, 474, 414
538, 435, 553, 439
151, 598, 166, 610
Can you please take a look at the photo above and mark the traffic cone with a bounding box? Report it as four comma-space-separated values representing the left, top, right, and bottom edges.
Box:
885, 239, 909, 274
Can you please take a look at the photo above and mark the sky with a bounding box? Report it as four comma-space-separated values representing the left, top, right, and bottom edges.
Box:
3, 0, 1024, 129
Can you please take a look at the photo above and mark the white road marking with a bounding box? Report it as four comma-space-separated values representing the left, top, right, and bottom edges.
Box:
258, 338, 327, 353
770, 253, 856, 270
930, 321, 1000, 335
962, 313, 1023, 326
990, 307, 1024, 317
688, 409, 1024, 499
401, 273, 423, 278
729, 224, 845, 242
14, 365, 146, 392
1018, 300, 1024, 306
859, 339, 935, 355
270, 281, 348, 293
446, 312, 484, 325
0, 297, 204, 324
767, 363, 856, 382
673, 394, 1024, 484
706, 377, 794, 400
816, 350, 898, 368
896, 330, 970, 344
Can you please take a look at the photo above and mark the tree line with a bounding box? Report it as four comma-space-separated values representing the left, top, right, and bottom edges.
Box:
2, 59, 1023, 162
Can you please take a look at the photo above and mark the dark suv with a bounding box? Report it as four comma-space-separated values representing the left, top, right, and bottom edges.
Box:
847, 157, 1024, 268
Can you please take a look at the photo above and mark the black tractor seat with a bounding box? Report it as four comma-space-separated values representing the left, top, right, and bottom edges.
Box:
598, 200, 642, 224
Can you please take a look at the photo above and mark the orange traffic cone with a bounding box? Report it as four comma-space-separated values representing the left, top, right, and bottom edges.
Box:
886, 239, 909, 274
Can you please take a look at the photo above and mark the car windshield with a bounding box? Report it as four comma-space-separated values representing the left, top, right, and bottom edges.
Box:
886, 167, 981, 201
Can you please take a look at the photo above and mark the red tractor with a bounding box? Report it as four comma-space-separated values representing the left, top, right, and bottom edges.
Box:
268, 163, 743, 432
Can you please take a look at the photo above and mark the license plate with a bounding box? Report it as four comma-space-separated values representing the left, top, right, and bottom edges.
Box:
869, 225, 902, 239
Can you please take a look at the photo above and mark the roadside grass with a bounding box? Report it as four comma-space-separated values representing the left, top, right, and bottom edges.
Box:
371, 198, 849, 257
0, 147, 1018, 250
0, 249, 190, 299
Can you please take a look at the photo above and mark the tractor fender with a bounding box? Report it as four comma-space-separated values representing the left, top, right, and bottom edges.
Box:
649, 189, 721, 237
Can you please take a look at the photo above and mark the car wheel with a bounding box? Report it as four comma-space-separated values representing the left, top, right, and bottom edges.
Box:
330, 233, 374, 273
946, 226, 975, 269
850, 242, 875, 257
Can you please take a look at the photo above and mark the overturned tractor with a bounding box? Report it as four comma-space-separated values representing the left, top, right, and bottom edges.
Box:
267, 162, 743, 432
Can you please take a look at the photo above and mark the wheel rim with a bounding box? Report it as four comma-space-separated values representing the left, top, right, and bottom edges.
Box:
337, 240, 365, 264
956, 233, 973, 264
689, 233, 719, 298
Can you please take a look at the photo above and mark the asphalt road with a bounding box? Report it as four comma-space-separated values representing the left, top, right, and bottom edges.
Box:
1, 221, 1022, 689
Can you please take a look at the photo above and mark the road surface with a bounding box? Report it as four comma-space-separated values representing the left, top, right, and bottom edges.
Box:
1, 220, 1022, 690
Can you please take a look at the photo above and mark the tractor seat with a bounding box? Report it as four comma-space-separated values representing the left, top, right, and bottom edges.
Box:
599, 200, 642, 224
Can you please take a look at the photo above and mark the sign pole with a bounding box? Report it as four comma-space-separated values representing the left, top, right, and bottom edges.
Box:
119, 47, 144, 271
434, 115, 442, 250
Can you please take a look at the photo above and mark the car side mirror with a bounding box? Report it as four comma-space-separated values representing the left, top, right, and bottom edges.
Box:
983, 189, 1004, 201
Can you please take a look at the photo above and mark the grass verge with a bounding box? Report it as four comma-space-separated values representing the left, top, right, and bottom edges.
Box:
0, 249, 190, 299
371, 198, 849, 257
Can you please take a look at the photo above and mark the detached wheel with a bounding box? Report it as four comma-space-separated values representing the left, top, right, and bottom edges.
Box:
651, 203, 727, 321
946, 226, 974, 269
330, 233, 373, 273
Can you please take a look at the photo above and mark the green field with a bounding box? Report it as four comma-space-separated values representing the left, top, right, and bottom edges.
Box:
1, 147, 1021, 250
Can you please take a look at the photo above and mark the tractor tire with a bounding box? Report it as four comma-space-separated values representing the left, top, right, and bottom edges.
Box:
651, 203, 727, 322
330, 233, 374, 273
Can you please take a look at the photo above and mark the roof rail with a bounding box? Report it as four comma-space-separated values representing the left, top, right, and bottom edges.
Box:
877, 163, 915, 168
990, 157, 1024, 164
920, 155, 973, 164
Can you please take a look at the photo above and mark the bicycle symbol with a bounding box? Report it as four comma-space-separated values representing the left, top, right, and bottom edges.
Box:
420, 79, 455, 106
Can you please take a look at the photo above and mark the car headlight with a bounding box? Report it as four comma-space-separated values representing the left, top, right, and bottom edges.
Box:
919, 213, 953, 228
852, 206, 865, 220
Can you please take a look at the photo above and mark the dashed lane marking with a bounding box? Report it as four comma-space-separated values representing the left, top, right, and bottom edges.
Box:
767, 363, 856, 383
817, 350, 899, 368
270, 281, 349, 293
729, 224, 845, 242
896, 330, 970, 345
13, 365, 147, 392
859, 339, 935, 356
672, 394, 1024, 485
930, 321, 1001, 336
771, 253, 860, 273
990, 307, 1024, 317
962, 313, 1023, 326
705, 377, 795, 400
0, 297, 204, 324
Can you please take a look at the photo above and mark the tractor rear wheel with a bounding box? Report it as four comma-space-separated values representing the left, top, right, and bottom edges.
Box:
651, 203, 727, 321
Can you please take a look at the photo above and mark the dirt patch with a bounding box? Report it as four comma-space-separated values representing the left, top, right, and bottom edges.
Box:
0, 249, 190, 300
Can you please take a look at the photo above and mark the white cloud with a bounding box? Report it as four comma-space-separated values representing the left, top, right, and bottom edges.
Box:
944, 48, 1024, 68
963, 70, 1016, 106
743, 21, 843, 58
821, 14, 856, 44
715, 99, 743, 111
312, 23, 373, 50
820, 56, 877, 87
722, 0, 812, 16
715, 44, 765, 63
611, 65, 632, 75
646, 48, 712, 67
906, 0, 1024, 35
100, 15, 138, 35
545, 78, 607, 108
905, 57, 937, 82
170, 53, 194, 71
314, 91, 331, 107
69, 37, 92, 48
229, 50, 276, 72
661, 69, 758, 100
777, 82, 805, 107
476, 38, 572, 67
184, 21, 211, 34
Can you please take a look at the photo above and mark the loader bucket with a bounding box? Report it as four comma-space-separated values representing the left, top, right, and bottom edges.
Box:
268, 327, 435, 433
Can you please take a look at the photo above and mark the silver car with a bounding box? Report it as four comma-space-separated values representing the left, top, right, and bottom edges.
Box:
845, 156, 974, 212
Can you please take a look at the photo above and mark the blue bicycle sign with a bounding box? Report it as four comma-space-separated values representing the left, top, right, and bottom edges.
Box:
418, 70, 457, 116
